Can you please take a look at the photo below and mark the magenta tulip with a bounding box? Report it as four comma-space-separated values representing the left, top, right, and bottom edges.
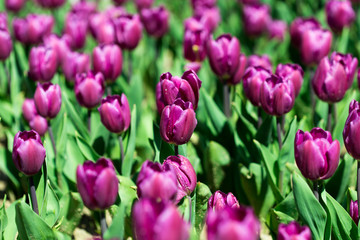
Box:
135, 0, 154, 10
0, 27, 12, 61
350, 200, 359, 225
301, 28, 332, 65
29, 116, 48, 136
62, 51, 90, 82
34, 82, 62, 119
36, 0, 65, 8
28, 46, 58, 82
112, 14, 143, 50
93, 44, 122, 82
278, 221, 311, 240
5, 0, 25, 12
247, 54, 272, 72
43, 34, 71, 65
208, 191, 240, 211
75, 71, 105, 109
64, 12, 88, 49
276, 63, 304, 97
242, 66, 271, 107
331, 52, 358, 89
290, 17, 320, 47
326, 0, 355, 32
22, 99, 38, 122
343, 100, 360, 159
242, 3, 271, 36
183, 17, 209, 62
267, 20, 287, 41
140, 6, 169, 38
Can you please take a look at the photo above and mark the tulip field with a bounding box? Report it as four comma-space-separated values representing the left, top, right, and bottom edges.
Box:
3, 0, 360, 239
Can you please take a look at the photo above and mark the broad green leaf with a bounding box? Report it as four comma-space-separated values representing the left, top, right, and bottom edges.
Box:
40, 182, 60, 227
4, 200, 18, 240
58, 192, 84, 235
0, 195, 7, 240
75, 132, 100, 161
194, 182, 212, 235
122, 105, 137, 176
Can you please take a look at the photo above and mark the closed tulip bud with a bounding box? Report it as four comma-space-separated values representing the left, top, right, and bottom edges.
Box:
243, 67, 271, 107
0, 13, 7, 31
350, 200, 359, 225
64, 12, 88, 49
276, 63, 304, 97
12, 130, 46, 175
71, 1, 97, 15
44, 34, 71, 65
163, 155, 197, 203
36, 0, 65, 8
191, 0, 216, 10
260, 75, 295, 116
207, 34, 241, 82
0, 28, 12, 61
28, 46, 58, 82
112, 14, 143, 50
312, 56, 347, 103
206, 206, 260, 240
301, 28, 332, 65
295, 128, 340, 180
6, 0, 25, 12
227, 53, 247, 85
22, 99, 38, 122
140, 6, 169, 38
77, 158, 119, 210
331, 52, 358, 89
135, 0, 154, 10
132, 199, 190, 240
242, 4, 271, 36
290, 17, 321, 47
75, 71, 105, 109
113, 0, 127, 5
137, 160, 178, 201
160, 99, 197, 145
183, 17, 209, 62
247, 54, 272, 72
326, 0, 355, 32
208, 191, 240, 211
96, 21, 115, 45
34, 82, 62, 119
268, 20, 287, 41
93, 44, 122, 82
184, 62, 202, 73
343, 100, 360, 159
156, 70, 202, 113
62, 51, 90, 82
278, 221, 311, 240
13, 14, 54, 45
29, 115, 48, 136
98, 94, 131, 134
194, 7, 220, 33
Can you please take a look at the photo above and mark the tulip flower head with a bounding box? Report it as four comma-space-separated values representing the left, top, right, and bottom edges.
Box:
242, 3, 271, 36
112, 13, 143, 50
34, 82, 62, 119
75, 71, 105, 109
64, 12, 88, 49
276, 63, 304, 97
140, 6, 169, 38
267, 20, 287, 41
93, 44, 123, 82
135, 0, 154, 10
28, 45, 58, 82
326, 0, 355, 32
301, 28, 332, 65
290, 17, 321, 47
343, 100, 360, 159
331, 52, 358, 89
242, 66, 271, 107
63, 51, 90, 82
350, 200, 359, 225
6, 0, 25, 12
183, 17, 209, 62
36, 0, 65, 8
247, 54, 272, 72
44, 34, 72, 66
0, 27, 12, 61
22, 99, 48, 136
278, 221, 311, 240
208, 191, 240, 211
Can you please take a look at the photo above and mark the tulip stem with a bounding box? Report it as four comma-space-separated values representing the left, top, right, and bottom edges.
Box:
119, 135, 124, 163
281, 114, 286, 135
277, 117, 283, 194
187, 195, 192, 223
2, 61, 10, 94
257, 107, 262, 128
29, 177, 39, 215
87, 109, 91, 134
100, 211, 107, 238
106, 86, 112, 96
223, 84, 231, 118
357, 160, 360, 220
48, 121, 57, 157
313, 180, 319, 201
327, 103, 332, 132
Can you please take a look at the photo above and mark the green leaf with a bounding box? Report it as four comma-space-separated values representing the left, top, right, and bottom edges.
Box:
75, 132, 100, 161
58, 192, 84, 235
40, 182, 60, 227
279, 116, 297, 166
0, 195, 7, 240
122, 105, 137, 177
292, 173, 327, 240
4, 200, 18, 240
194, 182, 212, 236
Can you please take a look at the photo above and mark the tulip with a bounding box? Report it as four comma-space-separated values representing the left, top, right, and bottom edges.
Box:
64, 12, 88, 49
228, 53, 247, 85
71, 1, 97, 15
163, 155, 197, 203
136, 160, 178, 201
290, 17, 321, 47
13, 14, 54, 45
93, 44, 122, 82
312, 56, 347, 103
28, 46, 58, 82
195, 7, 221, 33
95, 21, 115, 45
331, 52, 358, 89
278, 221, 311, 240
75, 71, 105, 109
160, 99, 197, 145
301, 28, 332, 65
247, 54, 272, 72
242, 66, 271, 107
112, 14, 143, 50
349, 200, 359, 225
343, 100, 360, 159
183, 17, 209, 62
0, 28, 12, 61
140, 6, 169, 38
36, 0, 65, 8
0, 13, 7, 31
135, 0, 154, 10
267, 20, 287, 41
29, 115, 48, 136
156, 70, 202, 114
276, 63, 304, 97
239, 0, 259, 4
207, 191, 240, 211
12, 130, 46, 175
207, 34, 241, 82
132, 199, 190, 240
191, 0, 216, 11
5, 0, 25, 12
76, 158, 119, 210
206, 206, 260, 240
62, 51, 90, 82
34, 82, 62, 119
242, 4, 271, 36
184, 62, 202, 73
43, 34, 71, 65
98, 94, 131, 134
260, 74, 295, 116
22, 99, 38, 122
295, 128, 340, 180
112, 0, 127, 5
326, 0, 355, 32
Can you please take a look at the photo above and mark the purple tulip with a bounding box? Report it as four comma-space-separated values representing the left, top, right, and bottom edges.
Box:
135, 0, 154, 10
239, 0, 259, 4
207, 191, 240, 211
36, 0, 65, 8
112, 0, 127, 5
278, 221, 311, 240
343, 100, 360, 159
301, 28, 332, 65
267, 20, 287, 41
0, 27, 12, 61
43, 34, 71, 65
193, 7, 220, 33
22, 99, 38, 122
0, 13, 7, 30
29, 115, 48, 136
13, 14, 54, 45
77, 158, 119, 210
331, 52, 358, 89
228, 53, 247, 85
160, 99, 197, 145
350, 200, 359, 225
184, 62, 202, 73
276, 63, 304, 97
28, 46, 58, 82
98, 94, 131, 134
132, 199, 190, 240
206, 206, 260, 240
136, 160, 178, 201
140, 6, 169, 38
64, 12, 88, 49
183, 17, 209, 62
312, 55, 347, 103
12, 130, 46, 175
62, 51, 90, 82
75, 71, 105, 109
207, 34, 241, 82
295, 128, 340, 180
96, 21, 115, 45
326, 0, 355, 32
34, 82, 62, 119
112, 14, 143, 50
163, 155, 197, 203
290, 17, 321, 47
191, 0, 216, 11
242, 4, 271, 36
260, 74, 295, 116
242, 66, 271, 107
5, 0, 25, 12
247, 54, 272, 72
93, 44, 122, 82
156, 70, 202, 114
71, 1, 97, 15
